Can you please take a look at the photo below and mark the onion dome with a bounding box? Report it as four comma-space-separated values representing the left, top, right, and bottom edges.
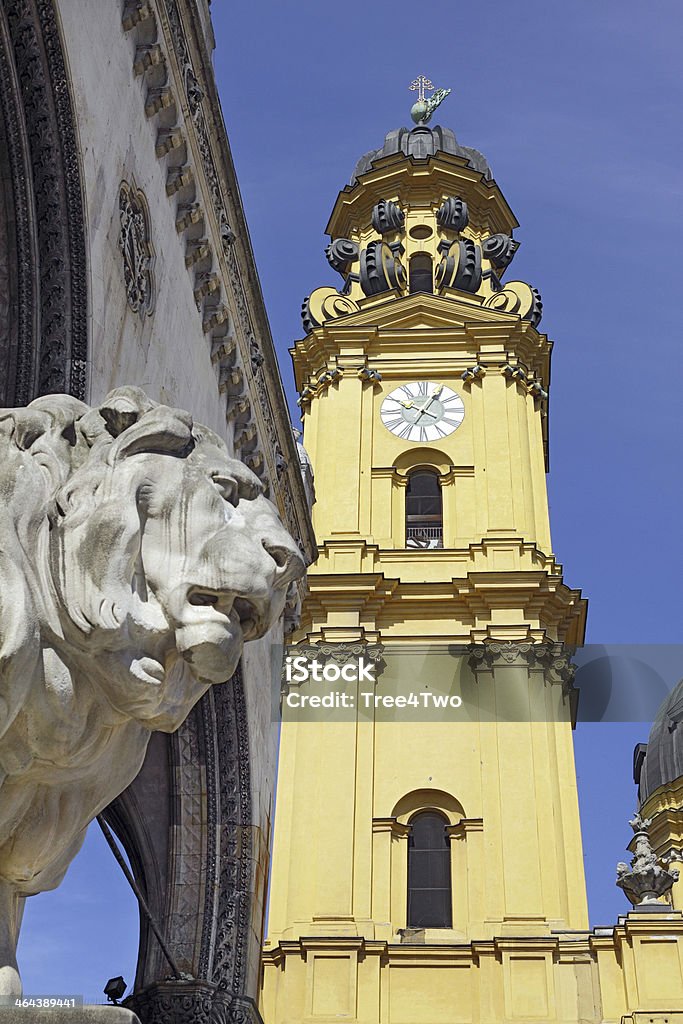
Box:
637, 678, 683, 804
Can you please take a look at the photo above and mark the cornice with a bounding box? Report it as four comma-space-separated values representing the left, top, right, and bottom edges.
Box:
264, 932, 615, 967
372, 817, 411, 839
290, 296, 551, 392
446, 818, 484, 839
300, 555, 586, 646
612, 913, 683, 944
326, 152, 518, 240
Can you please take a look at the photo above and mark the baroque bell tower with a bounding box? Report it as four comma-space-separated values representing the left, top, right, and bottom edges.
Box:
259, 87, 650, 1024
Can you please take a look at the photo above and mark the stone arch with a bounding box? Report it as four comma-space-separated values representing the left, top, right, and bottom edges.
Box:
382, 788, 480, 936
105, 666, 257, 1023
393, 446, 452, 477
391, 448, 455, 548
392, 787, 465, 826
0, 0, 87, 406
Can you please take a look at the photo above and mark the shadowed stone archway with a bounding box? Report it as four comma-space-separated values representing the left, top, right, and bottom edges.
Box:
0, 0, 87, 405
107, 665, 264, 1024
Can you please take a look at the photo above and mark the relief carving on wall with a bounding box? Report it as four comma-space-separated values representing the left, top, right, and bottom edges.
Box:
119, 180, 156, 316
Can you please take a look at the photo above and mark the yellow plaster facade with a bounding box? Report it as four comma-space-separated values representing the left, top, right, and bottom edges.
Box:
261, 123, 683, 1024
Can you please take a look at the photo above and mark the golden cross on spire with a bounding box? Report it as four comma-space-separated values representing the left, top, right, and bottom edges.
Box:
409, 75, 434, 102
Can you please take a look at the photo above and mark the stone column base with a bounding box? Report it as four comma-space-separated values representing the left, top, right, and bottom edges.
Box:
124, 981, 263, 1024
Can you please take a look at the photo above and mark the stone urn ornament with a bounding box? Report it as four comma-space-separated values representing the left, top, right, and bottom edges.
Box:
616, 812, 679, 909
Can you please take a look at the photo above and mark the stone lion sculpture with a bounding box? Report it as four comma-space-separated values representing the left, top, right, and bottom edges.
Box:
0, 387, 304, 994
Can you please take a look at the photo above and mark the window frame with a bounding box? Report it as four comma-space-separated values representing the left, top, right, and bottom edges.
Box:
406, 809, 453, 929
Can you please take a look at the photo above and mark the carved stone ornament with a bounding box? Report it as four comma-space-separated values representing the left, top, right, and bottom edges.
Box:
461, 364, 486, 383
616, 813, 680, 908
325, 237, 360, 275
249, 335, 264, 371
435, 238, 482, 293
436, 196, 469, 232
0, 0, 88, 404
127, 979, 217, 1024
483, 281, 543, 328
301, 287, 360, 333
185, 64, 204, 116
0, 386, 304, 995
359, 241, 407, 296
482, 233, 520, 270
469, 640, 573, 676
371, 198, 405, 235
118, 180, 155, 315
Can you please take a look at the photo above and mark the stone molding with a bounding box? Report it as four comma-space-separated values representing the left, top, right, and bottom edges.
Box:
372, 817, 411, 840
446, 817, 484, 840
469, 639, 574, 675
121, 0, 315, 568
122, 667, 258, 1023
0, 0, 87, 403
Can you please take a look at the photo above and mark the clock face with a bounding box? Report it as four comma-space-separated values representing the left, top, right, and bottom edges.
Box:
380, 381, 465, 442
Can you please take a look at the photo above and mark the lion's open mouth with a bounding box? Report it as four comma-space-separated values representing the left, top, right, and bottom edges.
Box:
187, 590, 260, 641
232, 597, 258, 640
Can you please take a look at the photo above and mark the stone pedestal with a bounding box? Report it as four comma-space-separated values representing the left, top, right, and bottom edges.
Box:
0, 1009, 140, 1022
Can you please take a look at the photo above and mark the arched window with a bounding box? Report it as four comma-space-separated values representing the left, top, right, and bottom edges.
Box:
406, 471, 443, 548
409, 253, 433, 294
407, 811, 452, 928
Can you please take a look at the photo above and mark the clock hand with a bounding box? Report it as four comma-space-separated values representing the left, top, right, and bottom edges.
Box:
414, 407, 439, 424
417, 392, 440, 417
398, 399, 414, 409
431, 384, 444, 397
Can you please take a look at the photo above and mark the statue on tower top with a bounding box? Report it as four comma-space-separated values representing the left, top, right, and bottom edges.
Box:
409, 75, 452, 125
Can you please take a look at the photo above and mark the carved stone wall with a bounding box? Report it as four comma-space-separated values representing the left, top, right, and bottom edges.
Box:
4, 0, 313, 1015
0, 108, 16, 405
0, 0, 87, 404
112, 665, 266, 1024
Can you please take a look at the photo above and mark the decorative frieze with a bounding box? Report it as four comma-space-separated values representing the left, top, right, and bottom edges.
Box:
468, 640, 575, 689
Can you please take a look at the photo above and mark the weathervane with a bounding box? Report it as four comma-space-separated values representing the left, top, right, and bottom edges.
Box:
409, 75, 451, 125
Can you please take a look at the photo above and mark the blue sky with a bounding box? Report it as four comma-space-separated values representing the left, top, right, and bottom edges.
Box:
18, 0, 683, 1000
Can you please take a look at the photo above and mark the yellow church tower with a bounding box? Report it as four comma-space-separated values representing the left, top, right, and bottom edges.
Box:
261, 83, 683, 1024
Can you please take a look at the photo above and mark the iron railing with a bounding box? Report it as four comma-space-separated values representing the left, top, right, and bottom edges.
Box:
406, 524, 443, 549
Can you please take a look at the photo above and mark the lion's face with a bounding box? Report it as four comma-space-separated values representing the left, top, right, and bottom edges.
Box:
24, 389, 306, 731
